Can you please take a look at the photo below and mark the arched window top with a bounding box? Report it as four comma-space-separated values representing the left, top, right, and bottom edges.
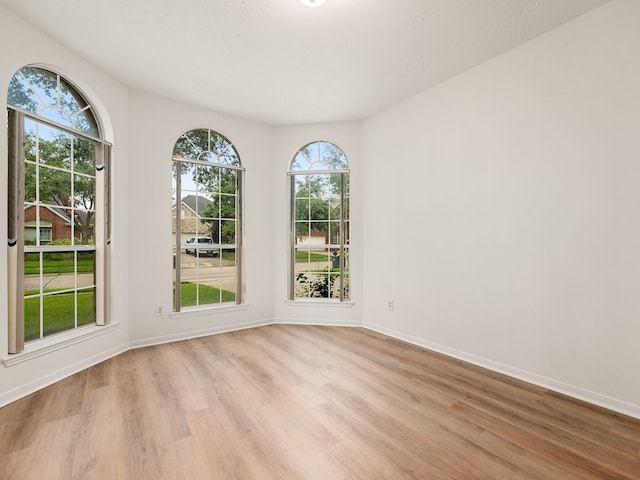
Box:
7, 66, 99, 137
290, 141, 348, 172
173, 128, 240, 166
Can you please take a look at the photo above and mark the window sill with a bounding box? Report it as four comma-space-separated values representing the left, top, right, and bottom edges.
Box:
2, 323, 119, 367
285, 299, 355, 308
170, 302, 250, 320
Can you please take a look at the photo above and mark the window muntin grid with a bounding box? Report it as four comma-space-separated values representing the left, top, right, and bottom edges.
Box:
291, 141, 348, 171
290, 142, 350, 301
8, 66, 99, 137
7, 66, 106, 349
172, 129, 243, 311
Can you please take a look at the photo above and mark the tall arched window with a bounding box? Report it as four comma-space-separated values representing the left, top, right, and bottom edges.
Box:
172, 129, 243, 311
7, 66, 110, 353
289, 141, 350, 301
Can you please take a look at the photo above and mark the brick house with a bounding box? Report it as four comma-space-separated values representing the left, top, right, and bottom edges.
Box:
23, 204, 73, 244
171, 195, 213, 244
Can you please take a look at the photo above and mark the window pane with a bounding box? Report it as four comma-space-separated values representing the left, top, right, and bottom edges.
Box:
39, 166, 71, 207
24, 162, 37, 203
295, 222, 312, 245
308, 174, 329, 197
38, 125, 71, 165
78, 251, 96, 282
23, 252, 40, 293
74, 174, 95, 209
43, 291, 75, 337
196, 164, 219, 193
329, 222, 340, 244
221, 170, 237, 194
307, 198, 326, 221
294, 175, 309, 197
77, 287, 96, 326
220, 220, 236, 244
23, 295, 41, 342
310, 222, 329, 241
295, 198, 309, 221
72, 111, 99, 137
8, 72, 40, 112
73, 136, 95, 175
220, 194, 236, 219
43, 251, 74, 275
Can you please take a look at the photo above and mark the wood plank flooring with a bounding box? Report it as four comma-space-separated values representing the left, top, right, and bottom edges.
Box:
1, 325, 639, 479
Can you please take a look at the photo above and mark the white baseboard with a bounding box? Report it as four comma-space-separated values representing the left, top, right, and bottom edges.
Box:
275, 317, 363, 328
364, 322, 640, 420
0, 342, 128, 409
129, 318, 275, 349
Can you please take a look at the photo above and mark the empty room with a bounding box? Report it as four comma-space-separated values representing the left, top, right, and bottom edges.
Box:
1, 0, 639, 478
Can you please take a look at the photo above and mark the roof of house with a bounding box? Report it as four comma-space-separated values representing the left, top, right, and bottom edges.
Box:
24, 203, 94, 225
180, 195, 213, 218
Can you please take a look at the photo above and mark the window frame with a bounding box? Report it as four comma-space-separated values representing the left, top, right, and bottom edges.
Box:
172, 128, 244, 312
7, 66, 111, 354
288, 141, 350, 302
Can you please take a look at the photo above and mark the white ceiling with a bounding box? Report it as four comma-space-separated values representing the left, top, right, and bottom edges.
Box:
1, 0, 610, 125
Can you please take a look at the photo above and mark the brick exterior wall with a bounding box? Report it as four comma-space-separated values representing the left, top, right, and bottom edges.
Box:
172, 204, 211, 236
24, 205, 73, 242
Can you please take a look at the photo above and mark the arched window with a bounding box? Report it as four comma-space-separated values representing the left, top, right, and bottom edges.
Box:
172, 128, 243, 310
289, 141, 350, 301
7, 66, 110, 353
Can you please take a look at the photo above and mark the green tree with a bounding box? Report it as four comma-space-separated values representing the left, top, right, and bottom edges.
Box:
24, 130, 95, 244
294, 174, 343, 240
199, 168, 237, 244
9, 66, 98, 135
172, 129, 241, 244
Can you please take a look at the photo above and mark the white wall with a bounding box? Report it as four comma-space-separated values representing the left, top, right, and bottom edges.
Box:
126, 90, 277, 346
0, 4, 131, 404
363, 0, 640, 416
273, 122, 363, 325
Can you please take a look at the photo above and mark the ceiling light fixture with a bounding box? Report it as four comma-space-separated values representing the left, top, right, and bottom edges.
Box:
300, 0, 327, 7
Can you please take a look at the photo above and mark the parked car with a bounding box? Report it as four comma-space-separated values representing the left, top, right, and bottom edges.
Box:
185, 236, 218, 256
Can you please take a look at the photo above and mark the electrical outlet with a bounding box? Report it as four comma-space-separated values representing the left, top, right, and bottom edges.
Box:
387, 300, 394, 311
155, 305, 163, 316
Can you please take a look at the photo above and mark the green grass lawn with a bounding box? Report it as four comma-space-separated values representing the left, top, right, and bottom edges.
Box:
24, 290, 95, 341
295, 250, 329, 262
221, 251, 236, 261
24, 253, 94, 275
178, 282, 235, 307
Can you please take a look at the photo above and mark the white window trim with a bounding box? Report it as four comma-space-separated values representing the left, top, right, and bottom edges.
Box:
2, 323, 119, 367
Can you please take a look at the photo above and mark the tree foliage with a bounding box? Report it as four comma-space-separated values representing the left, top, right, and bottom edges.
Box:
193, 166, 238, 244
294, 173, 344, 239
24, 128, 96, 244
8, 66, 98, 135
172, 128, 241, 244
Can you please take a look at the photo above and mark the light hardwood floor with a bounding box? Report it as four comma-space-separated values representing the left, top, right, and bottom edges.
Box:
1, 325, 639, 479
